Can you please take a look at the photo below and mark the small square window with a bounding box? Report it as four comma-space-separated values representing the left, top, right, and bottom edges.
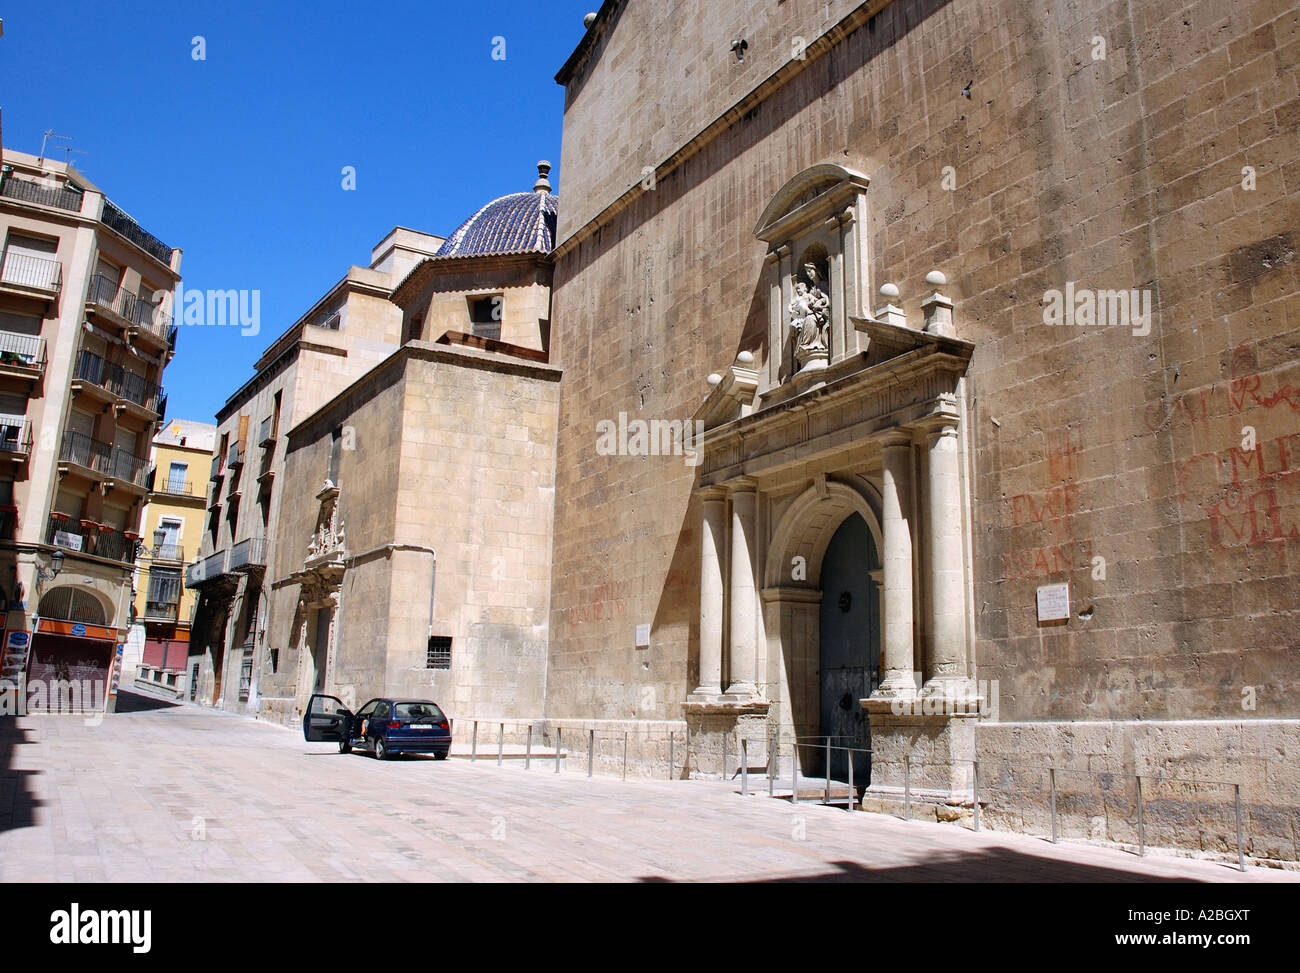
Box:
467, 295, 502, 341
426, 636, 452, 670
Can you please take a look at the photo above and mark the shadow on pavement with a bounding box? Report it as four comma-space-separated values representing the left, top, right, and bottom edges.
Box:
113, 689, 182, 713
0, 720, 41, 834
639, 847, 1205, 883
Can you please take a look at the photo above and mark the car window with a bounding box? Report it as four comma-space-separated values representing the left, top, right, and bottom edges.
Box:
395, 702, 444, 721
309, 695, 347, 717
373, 701, 390, 720
356, 700, 378, 717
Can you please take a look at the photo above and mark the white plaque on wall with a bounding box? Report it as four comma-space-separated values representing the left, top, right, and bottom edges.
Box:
1036, 582, 1070, 623
634, 623, 651, 649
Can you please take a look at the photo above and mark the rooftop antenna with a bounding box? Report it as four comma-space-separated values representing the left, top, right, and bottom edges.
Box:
62, 146, 88, 169
38, 129, 73, 167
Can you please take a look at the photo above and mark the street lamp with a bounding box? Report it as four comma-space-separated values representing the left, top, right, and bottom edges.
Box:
35, 549, 64, 584
153, 528, 166, 556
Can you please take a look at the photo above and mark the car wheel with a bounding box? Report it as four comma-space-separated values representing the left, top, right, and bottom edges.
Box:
338, 739, 352, 754
374, 737, 389, 760
434, 750, 449, 761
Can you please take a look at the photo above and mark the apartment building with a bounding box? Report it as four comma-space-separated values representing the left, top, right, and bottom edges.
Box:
127, 418, 215, 697
185, 228, 441, 711
0, 147, 180, 709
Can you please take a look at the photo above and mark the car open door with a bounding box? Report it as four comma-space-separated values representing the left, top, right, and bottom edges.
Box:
303, 693, 351, 742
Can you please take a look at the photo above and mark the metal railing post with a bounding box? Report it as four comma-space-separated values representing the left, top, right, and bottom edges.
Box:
525, 724, 532, 770
741, 739, 749, 796
497, 723, 504, 767
668, 731, 673, 780
792, 745, 799, 804
1136, 775, 1145, 857
847, 750, 854, 812
622, 731, 629, 780
824, 736, 831, 805
1235, 783, 1245, 872
471, 720, 478, 762
768, 733, 775, 798
1049, 767, 1058, 844
588, 729, 595, 778
973, 760, 981, 832
904, 753, 911, 821
555, 727, 562, 774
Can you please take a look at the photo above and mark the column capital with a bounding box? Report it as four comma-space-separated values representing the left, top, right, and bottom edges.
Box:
698, 484, 728, 503
727, 475, 757, 495
877, 428, 914, 451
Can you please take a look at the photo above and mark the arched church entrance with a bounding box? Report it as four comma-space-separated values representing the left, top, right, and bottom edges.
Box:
817, 512, 878, 785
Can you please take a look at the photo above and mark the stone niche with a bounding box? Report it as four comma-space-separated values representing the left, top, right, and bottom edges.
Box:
753, 164, 872, 391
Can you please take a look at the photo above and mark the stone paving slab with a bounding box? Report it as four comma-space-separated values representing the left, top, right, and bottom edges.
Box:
0, 693, 1296, 883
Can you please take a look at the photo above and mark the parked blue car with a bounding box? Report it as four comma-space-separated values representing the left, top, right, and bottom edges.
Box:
304, 693, 451, 760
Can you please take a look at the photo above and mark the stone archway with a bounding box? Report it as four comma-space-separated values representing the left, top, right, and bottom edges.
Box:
762, 477, 884, 771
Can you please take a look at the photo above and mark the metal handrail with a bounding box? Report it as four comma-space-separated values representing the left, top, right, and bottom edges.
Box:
0, 251, 61, 293
0, 171, 84, 211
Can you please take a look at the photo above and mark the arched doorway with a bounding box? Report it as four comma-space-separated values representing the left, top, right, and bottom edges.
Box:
817, 513, 878, 784
763, 477, 885, 784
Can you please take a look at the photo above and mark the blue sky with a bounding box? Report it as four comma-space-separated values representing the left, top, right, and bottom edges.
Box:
0, 0, 596, 421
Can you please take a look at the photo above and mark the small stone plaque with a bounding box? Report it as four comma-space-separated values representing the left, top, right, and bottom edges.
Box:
634, 623, 651, 649
1036, 582, 1070, 623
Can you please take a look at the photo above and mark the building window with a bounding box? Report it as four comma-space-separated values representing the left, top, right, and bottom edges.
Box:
313, 310, 341, 331
426, 636, 452, 670
166, 461, 188, 493
468, 295, 502, 341
328, 427, 342, 484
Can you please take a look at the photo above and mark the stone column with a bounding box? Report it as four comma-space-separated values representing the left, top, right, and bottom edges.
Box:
872, 431, 917, 699
691, 486, 727, 699
725, 477, 757, 698
922, 414, 970, 697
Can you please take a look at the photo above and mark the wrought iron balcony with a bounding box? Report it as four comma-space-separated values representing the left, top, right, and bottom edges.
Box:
0, 170, 85, 211
59, 429, 150, 487
87, 273, 133, 321
46, 515, 135, 563
150, 543, 185, 562
185, 549, 229, 587
258, 415, 276, 446
155, 476, 199, 498
228, 536, 266, 572
0, 331, 46, 374
101, 199, 173, 266
227, 441, 244, 469
143, 601, 180, 622
73, 350, 163, 415
0, 251, 61, 294
0, 417, 33, 458
210, 452, 225, 480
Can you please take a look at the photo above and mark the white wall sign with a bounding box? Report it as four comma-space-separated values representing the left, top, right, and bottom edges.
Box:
1036, 582, 1070, 623
634, 623, 650, 649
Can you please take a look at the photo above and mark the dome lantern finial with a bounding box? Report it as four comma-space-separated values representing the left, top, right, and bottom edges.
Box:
534, 160, 552, 194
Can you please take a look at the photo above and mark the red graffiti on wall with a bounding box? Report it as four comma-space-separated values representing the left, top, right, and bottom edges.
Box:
1174, 432, 1300, 547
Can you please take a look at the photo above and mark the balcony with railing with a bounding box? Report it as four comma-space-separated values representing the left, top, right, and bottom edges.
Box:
149, 543, 186, 563
130, 290, 173, 344
0, 416, 33, 460
0, 170, 85, 212
229, 536, 267, 573
86, 273, 134, 324
226, 440, 244, 469
0, 251, 61, 296
0, 331, 47, 378
185, 549, 229, 588
101, 199, 173, 266
154, 474, 201, 498
258, 415, 276, 447
142, 600, 180, 623
72, 349, 164, 416
58, 429, 150, 489
46, 514, 135, 564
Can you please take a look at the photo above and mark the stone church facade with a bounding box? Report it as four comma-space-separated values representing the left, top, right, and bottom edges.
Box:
542, 0, 1300, 857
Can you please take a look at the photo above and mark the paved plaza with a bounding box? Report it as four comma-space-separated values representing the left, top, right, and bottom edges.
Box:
0, 692, 1296, 884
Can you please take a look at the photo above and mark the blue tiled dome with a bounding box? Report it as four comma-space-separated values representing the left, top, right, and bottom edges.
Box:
436, 163, 558, 258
